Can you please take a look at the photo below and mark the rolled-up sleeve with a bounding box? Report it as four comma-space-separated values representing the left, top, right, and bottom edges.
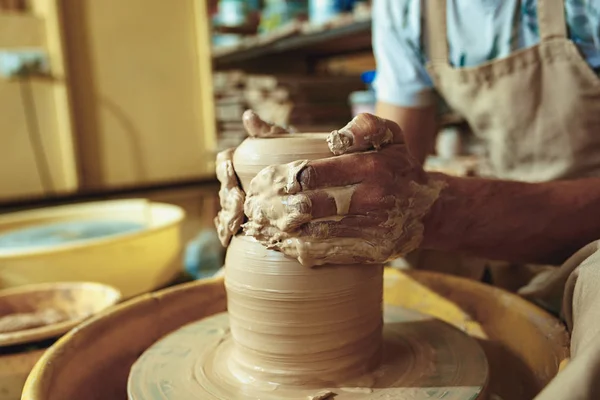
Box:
372, 0, 436, 107
529, 240, 600, 400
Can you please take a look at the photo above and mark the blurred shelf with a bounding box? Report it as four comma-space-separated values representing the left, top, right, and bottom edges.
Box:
213, 16, 372, 68
440, 112, 466, 127
212, 24, 258, 35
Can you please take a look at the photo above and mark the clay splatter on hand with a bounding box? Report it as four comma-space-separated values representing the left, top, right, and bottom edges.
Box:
214, 110, 292, 246
243, 114, 447, 267
214, 148, 245, 246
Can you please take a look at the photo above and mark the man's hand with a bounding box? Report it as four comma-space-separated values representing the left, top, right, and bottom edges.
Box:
214, 148, 245, 246
214, 110, 290, 246
243, 113, 446, 267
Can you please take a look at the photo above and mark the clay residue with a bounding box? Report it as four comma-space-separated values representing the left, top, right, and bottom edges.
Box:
327, 114, 394, 155
327, 130, 353, 156
243, 109, 289, 137
244, 172, 446, 267
214, 148, 245, 246
340, 387, 373, 394
308, 390, 336, 400
327, 186, 356, 215
0, 308, 69, 333
243, 160, 310, 233
242, 112, 445, 267
225, 236, 384, 387
128, 305, 489, 400
214, 110, 295, 247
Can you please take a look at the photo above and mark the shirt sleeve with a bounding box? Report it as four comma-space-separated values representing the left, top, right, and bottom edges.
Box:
372, 0, 436, 107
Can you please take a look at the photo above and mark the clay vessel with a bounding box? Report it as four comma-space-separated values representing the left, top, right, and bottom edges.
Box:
233, 133, 332, 191
225, 235, 383, 385
23, 270, 569, 400
226, 134, 384, 385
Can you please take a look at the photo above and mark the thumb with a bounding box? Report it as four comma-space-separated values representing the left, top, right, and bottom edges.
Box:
242, 109, 289, 138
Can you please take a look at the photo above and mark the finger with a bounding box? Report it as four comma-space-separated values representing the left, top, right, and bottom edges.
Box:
242, 109, 289, 137
284, 235, 393, 266
244, 191, 325, 232
327, 113, 404, 155
245, 217, 392, 264
215, 148, 237, 185
301, 185, 395, 219
244, 215, 397, 265
245, 185, 393, 232
244, 191, 313, 231
298, 153, 368, 190
215, 185, 245, 247
299, 214, 389, 238
298, 147, 404, 190
297, 238, 391, 266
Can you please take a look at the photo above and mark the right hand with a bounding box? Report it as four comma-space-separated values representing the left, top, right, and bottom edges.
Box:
214, 110, 291, 247
242, 113, 447, 266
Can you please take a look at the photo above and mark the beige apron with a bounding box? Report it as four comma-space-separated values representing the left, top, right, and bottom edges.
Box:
426, 0, 600, 183
407, 0, 600, 295
418, 2, 600, 398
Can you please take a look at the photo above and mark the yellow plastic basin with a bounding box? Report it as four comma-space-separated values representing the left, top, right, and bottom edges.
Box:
23, 269, 569, 400
0, 199, 184, 299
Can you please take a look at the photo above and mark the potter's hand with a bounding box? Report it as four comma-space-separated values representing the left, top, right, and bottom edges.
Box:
214, 110, 290, 246
243, 113, 446, 266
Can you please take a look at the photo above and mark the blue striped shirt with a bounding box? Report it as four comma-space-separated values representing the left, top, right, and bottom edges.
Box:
373, 0, 600, 107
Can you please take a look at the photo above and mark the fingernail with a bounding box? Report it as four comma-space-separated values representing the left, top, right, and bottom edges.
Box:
327, 130, 353, 155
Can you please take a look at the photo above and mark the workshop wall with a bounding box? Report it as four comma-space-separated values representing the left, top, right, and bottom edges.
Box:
0, 0, 216, 204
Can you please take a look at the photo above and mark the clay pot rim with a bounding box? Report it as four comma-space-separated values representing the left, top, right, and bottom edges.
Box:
245, 132, 329, 140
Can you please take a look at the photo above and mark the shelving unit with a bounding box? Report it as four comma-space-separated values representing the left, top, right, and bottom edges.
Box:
210, 11, 465, 131
213, 18, 372, 68
0, 0, 217, 204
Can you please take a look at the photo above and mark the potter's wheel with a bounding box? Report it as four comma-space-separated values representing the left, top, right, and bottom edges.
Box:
128, 305, 489, 400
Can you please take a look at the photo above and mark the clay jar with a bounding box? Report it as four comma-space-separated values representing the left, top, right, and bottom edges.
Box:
225, 134, 384, 386
233, 133, 332, 191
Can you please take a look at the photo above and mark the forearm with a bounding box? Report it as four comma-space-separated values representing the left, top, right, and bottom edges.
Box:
422, 174, 600, 265
403, 116, 437, 165
375, 102, 437, 164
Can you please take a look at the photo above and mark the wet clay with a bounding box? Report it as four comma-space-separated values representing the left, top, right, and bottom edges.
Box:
214, 148, 245, 246
241, 133, 445, 267
327, 117, 395, 155
214, 111, 295, 246
225, 235, 383, 385
128, 131, 486, 399
244, 172, 445, 266
128, 305, 489, 399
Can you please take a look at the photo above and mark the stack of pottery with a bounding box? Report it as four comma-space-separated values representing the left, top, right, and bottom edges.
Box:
0, 282, 120, 400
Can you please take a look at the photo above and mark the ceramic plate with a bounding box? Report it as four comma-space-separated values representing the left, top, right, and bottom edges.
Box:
0, 282, 121, 347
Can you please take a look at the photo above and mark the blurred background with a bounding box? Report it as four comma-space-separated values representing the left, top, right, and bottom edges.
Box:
0, 3, 487, 395
0, 0, 478, 284
0, 4, 574, 399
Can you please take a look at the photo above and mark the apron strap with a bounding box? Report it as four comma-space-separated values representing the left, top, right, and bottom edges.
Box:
425, 0, 449, 64
537, 0, 568, 41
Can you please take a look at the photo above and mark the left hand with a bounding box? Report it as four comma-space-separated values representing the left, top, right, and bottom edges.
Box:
214, 110, 291, 247
243, 113, 446, 267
